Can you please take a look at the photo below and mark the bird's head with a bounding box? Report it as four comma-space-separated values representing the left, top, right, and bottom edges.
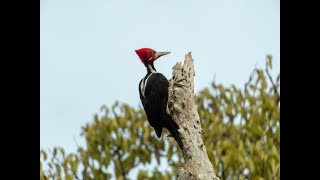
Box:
135, 48, 171, 66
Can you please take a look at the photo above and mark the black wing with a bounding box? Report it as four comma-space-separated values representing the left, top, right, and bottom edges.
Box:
138, 73, 169, 138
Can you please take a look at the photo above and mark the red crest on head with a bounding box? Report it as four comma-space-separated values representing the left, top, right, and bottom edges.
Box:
135, 48, 155, 65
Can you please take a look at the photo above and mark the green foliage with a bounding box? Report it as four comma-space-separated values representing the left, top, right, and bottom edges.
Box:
40, 147, 81, 180
198, 58, 280, 179
41, 56, 280, 179
137, 168, 171, 180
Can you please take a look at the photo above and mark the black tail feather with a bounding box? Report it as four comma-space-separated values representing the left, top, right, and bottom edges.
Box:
165, 114, 184, 149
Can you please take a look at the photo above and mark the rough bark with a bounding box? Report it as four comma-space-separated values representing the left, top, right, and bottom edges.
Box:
167, 52, 220, 180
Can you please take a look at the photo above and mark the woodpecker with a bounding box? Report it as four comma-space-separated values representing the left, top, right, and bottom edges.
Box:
135, 48, 183, 149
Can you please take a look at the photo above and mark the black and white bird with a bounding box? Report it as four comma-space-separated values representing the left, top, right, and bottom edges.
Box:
135, 48, 183, 149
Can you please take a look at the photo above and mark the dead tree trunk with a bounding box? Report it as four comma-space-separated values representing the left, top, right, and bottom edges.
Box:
167, 52, 220, 180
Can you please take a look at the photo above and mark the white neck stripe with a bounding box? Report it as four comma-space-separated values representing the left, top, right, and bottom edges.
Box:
147, 64, 156, 73
140, 72, 158, 98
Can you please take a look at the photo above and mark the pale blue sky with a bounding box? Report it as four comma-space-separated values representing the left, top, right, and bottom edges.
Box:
41, 0, 279, 159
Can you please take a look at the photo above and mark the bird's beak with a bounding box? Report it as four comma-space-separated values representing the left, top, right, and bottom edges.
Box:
155, 51, 171, 59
